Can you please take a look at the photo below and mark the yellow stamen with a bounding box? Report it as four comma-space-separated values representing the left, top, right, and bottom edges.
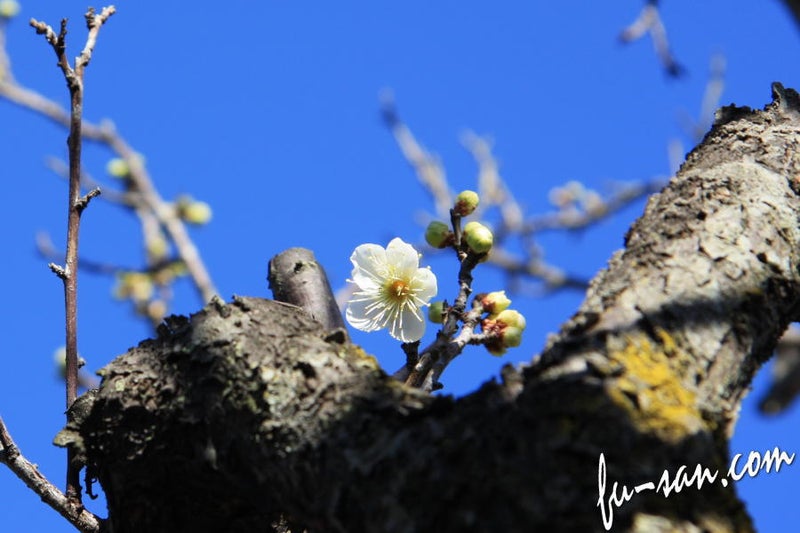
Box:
387, 279, 410, 302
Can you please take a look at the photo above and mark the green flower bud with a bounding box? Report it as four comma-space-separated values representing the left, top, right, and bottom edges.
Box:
146, 235, 169, 262
428, 301, 445, 324
463, 221, 493, 254
0, 0, 20, 18
502, 326, 523, 348
106, 158, 130, 178
425, 221, 453, 249
114, 272, 154, 302
183, 201, 213, 225
454, 190, 479, 216
480, 290, 511, 314
495, 309, 526, 330
176, 196, 213, 225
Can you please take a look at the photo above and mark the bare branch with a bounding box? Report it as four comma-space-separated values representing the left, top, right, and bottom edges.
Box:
76, 187, 101, 213
0, 416, 103, 533
461, 131, 523, 231
45, 157, 131, 205
620, 0, 685, 77
523, 179, 665, 234
30, 6, 114, 506
760, 326, 800, 414
488, 246, 589, 293
380, 89, 452, 217
38, 231, 135, 275
385, 98, 658, 296
677, 53, 727, 144
48, 262, 67, 279
0, 22, 218, 306
76, 7, 116, 75
268, 248, 347, 333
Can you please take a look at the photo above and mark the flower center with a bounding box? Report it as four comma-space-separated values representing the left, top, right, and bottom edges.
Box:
386, 279, 411, 302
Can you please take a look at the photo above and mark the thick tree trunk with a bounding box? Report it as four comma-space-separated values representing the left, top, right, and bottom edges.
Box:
72, 84, 800, 532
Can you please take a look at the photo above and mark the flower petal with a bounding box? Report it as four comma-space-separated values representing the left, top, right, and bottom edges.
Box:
410, 267, 437, 303
350, 243, 387, 289
389, 305, 426, 342
346, 293, 384, 332
385, 238, 419, 279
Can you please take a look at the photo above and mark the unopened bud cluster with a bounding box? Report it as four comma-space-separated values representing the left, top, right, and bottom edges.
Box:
421, 191, 525, 357
479, 292, 526, 356
425, 190, 495, 256
113, 262, 186, 323
479, 290, 510, 314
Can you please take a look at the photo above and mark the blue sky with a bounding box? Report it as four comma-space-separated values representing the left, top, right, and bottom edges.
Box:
1, 1, 798, 531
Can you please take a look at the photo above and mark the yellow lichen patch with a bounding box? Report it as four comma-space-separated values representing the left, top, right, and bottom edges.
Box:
655, 328, 677, 355
606, 330, 704, 442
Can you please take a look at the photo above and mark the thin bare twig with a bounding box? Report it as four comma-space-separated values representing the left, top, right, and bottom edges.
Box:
427, 301, 485, 388
620, 0, 684, 77
31, 5, 115, 506
760, 327, 800, 414
0, 416, 102, 533
0, 21, 217, 306
380, 90, 452, 217
37, 231, 126, 275
461, 131, 523, 231
522, 179, 665, 234
677, 53, 727, 144
384, 97, 659, 297
45, 157, 132, 205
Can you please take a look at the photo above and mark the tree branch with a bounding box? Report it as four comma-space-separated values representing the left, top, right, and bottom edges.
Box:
268, 248, 346, 333
31, 7, 114, 504
620, 0, 685, 76
383, 94, 663, 296
0, 17, 218, 307
0, 416, 102, 533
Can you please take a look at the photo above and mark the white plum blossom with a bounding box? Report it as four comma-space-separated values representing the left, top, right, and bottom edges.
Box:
346, 238, 438, 343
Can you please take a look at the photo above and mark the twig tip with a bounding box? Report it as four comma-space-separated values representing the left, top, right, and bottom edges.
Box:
76, 187, 101, 212
48, 263, 67, 280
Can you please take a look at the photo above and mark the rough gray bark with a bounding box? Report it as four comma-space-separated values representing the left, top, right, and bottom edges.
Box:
70, 84, 800, 532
